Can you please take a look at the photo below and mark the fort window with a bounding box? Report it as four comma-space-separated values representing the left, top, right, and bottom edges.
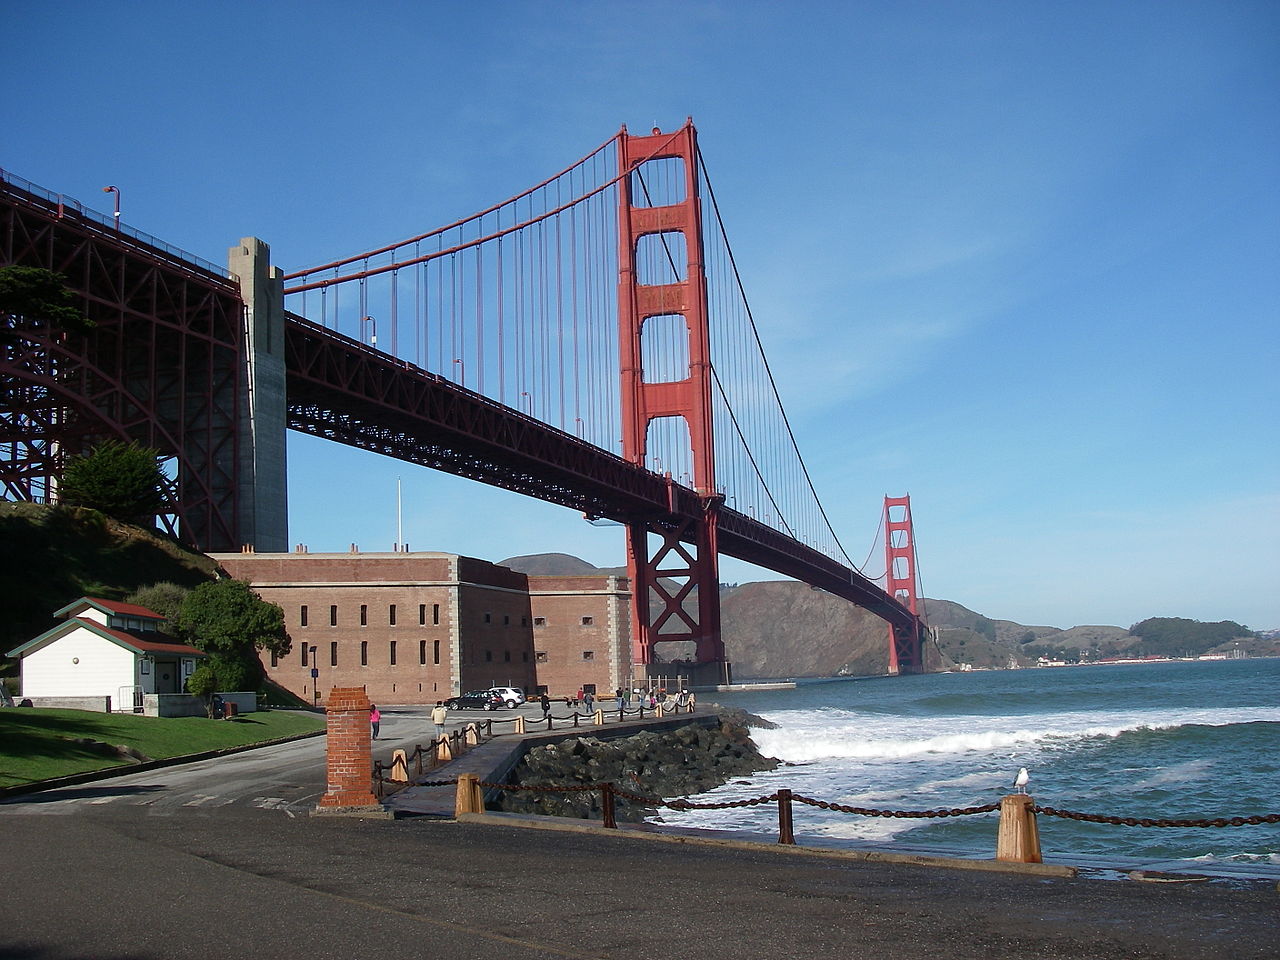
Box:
504, 650, 511, 662
522, 651, 529, 662
419, 640, 427, 665
582, 683, 596, 696
503, 615, 510, 626
582, 650, 594, 661
390, 641, 397, 665
329, 605, 337, 627
522, 617, 529, 626
270, 650, 278, 667
330, 642, 338, 666
484, 612, 491, 624
485, 649, 493, 662
534, 617, 546, 627
301, 645, 308, 666
535, 650, 548, 663
360, 604, 368, 627
419, 604, 426, 625
432, 603, 440, 625
300, 605, 308, 627
389, 604, 397, 626
433, 639, 441, 665
581, 616, 594, 626
360, 641, 368, 666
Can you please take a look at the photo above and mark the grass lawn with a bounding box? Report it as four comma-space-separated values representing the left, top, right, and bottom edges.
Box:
0, 707, 326, 789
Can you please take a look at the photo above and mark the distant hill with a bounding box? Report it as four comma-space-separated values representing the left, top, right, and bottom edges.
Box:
0, 502, 219, 661
492, 552, 1275, 677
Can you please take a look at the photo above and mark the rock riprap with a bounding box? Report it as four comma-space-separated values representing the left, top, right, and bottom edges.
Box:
495, 713, 777, 821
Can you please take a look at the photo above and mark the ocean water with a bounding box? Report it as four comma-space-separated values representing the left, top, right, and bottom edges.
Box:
660, 658, 1280, 876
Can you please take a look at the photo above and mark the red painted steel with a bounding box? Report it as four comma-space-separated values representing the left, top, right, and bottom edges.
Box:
884, 494, 924, 674
1, 175, 243, 550
617, 122, 724, 674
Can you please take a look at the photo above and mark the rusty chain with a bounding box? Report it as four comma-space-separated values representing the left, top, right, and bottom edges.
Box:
1032, 805, 1280, 828
793, 795, 1002, 819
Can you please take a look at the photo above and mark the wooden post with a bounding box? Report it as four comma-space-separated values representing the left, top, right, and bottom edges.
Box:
601, 782, 617, 829
455, 773, 484, 816
389, 749, 408, 782
996, 794, 1042, 863
435, 734, 454, 763
594, 709, 604, 726
464, 722, 479, 745
655, 704, 664, 718
776, 788, 795, 844
515, 715, 526, 734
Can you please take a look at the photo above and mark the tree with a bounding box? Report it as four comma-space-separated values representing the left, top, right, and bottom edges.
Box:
60, 439, 166, 524
178, 579, 291, 692
0, 265, 93, 345
126, 582, 191, 634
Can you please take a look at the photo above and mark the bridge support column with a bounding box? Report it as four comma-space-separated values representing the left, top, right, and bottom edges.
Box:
885, 495, 924, 674
228, 238, 288, 552
617, 122, 728, 683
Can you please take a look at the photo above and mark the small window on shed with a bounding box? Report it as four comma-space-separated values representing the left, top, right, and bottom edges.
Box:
535, 651, 548, 663
534, 617, 546, 627
581, 616, 594, 626
582, 650, 594, 661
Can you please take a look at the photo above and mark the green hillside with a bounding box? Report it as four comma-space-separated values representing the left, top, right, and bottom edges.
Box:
0, 502, 219, 666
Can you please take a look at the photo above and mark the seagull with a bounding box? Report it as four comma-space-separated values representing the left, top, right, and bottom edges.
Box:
1014, 768, 1030, 794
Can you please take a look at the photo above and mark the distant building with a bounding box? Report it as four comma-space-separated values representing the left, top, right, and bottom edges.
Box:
7, 598, 205, 710
211, 549, 631, 705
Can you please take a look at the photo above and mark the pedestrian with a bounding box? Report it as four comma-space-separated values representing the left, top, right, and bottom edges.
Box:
369, 703, 381, 740
431, 700, 447, 741
576, 687, 584, 709
540, 692, 551, 718
584, 689, 594, 712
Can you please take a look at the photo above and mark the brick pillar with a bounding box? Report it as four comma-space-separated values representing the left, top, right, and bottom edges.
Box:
316, 686, 379, 811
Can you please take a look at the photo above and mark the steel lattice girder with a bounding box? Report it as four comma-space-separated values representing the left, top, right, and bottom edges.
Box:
1, 179, 244, 551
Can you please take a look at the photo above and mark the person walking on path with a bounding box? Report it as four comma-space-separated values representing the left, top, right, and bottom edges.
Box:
369, 703, 381, 740
575, 687, 584, 709
540, 692, 551, 719
431, 701, 447, 741
584, 690, 594, 713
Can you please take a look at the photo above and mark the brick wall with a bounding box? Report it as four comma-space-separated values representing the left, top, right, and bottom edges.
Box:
527, 575, 631, 698
316, 686, 378, 810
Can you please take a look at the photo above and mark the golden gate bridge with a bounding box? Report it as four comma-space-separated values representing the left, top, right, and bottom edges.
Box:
1, 120, 926, 681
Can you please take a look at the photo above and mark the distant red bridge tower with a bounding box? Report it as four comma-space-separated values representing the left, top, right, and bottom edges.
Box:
884, 494, 925, 674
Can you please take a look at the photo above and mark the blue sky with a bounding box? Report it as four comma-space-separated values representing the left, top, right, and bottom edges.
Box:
5, 1, 1277, 630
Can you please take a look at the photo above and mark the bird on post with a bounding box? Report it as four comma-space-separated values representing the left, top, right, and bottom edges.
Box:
1014, 768, 1030, 794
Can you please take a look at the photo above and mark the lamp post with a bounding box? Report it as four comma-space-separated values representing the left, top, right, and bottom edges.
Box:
360, 315, 377, 346
453, 357, 465, 388
574, 417, 585, 438
520, 391, 531, 414
309, 646, 318, 707
102, 185, 120, 228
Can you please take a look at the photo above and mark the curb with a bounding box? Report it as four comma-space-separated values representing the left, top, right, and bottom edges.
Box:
0, 727, 327, 799
455, 811, 1080, 879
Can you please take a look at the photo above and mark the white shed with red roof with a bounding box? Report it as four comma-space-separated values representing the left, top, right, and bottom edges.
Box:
7, 597, 205, 709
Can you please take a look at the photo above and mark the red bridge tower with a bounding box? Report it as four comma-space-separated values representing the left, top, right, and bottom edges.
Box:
617, 122, 727, 684
884, 494, 925, 674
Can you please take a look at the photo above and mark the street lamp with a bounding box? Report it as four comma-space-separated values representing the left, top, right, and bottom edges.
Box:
360, 315, 377, 346
574, 417, 585, 438
453, 357, 465, 387
102, 185, 120, 228
520, 391, 531, 414
309, 646, 318, 707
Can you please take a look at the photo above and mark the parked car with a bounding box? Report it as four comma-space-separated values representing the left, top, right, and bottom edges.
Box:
446, 690, 501, 710
488, 686, 526, 708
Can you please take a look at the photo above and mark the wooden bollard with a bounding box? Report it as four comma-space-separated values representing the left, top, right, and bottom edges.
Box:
455, 773, 484, 816
593, 709, 604, 726
515, 716, 526, 734
389, 749, 409, 782
995, 794, 1042, 863
435, 734, 454, 763
776, 788, 795, 844
654, 704, 664, 718
464, 722, 479, 746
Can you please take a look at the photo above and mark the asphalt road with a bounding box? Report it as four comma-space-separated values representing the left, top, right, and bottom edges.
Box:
1, 706, 1275, 960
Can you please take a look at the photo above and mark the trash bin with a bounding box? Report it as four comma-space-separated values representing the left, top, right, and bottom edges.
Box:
224, 701, 238, 719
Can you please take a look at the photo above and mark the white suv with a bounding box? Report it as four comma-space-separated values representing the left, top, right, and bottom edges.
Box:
488, 686, 526, 708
